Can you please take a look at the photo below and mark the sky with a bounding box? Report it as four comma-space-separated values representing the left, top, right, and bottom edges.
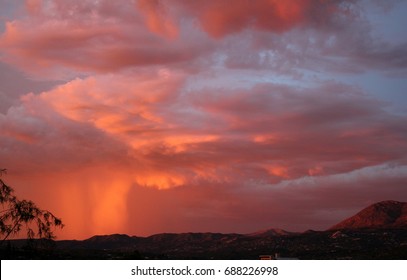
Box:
0, 0, 407, 240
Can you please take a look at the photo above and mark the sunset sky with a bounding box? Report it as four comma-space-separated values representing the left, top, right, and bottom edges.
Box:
1, 0, 407, 240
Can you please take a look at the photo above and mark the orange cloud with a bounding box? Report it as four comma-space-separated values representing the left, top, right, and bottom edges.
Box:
266, 165, 290, 179
0, 0, 207, 77
137, 0, 179, 38
138, 0, 350, 38
39, 71, 183, 144
0, 0, 362, 78
309, 165, 324, 176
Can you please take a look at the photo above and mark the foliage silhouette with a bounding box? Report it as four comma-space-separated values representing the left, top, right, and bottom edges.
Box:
0, 169, 63, 246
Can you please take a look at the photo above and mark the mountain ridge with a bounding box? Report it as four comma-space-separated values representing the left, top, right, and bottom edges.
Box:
245, 228, 295, 237
3, 200, 407, 259
330, 200, 407, 230
19, 200, 407, 243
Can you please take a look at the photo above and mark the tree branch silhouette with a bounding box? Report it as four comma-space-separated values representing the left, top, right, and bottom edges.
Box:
0, 169, 63, 246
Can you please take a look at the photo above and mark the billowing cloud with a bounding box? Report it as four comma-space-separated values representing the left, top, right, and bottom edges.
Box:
35, 73, 407, 183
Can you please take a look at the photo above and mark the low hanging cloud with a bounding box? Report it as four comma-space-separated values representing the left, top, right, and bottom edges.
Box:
123, 162, 407, 236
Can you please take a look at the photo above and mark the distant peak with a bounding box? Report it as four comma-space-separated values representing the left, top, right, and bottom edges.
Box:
246, 228, 293, 237
85, 234, 132, 242
330, 200, 407, 230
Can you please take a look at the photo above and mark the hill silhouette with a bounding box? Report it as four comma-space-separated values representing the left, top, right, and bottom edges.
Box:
2, 200, 406, 259
246, 228, 294, 237
330, 200, 407, 230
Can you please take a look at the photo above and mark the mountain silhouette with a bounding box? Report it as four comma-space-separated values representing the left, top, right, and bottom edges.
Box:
330, 200, 407, 230
3, 200, 407, 259
246, 228, 294, 237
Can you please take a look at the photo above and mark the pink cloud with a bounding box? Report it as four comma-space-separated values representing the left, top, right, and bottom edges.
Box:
151, 0, 354, 38
1, 0, 405, 79
137, 0, 179, 38
0, 0, 210, 77
20, 74, 405, 186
